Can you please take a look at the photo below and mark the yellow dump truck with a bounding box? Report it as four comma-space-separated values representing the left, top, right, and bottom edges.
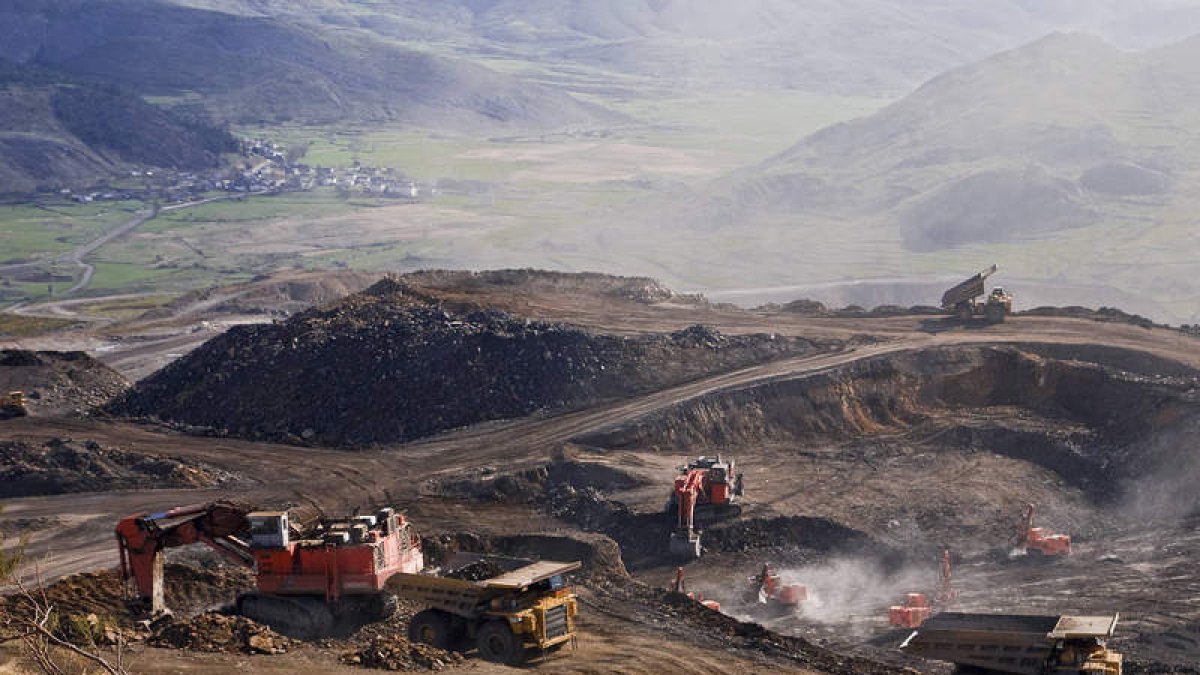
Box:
900, 612, 1122, 674
1, 391, 28, 419
942, 264, 1014, 323
386, 554, 579, 666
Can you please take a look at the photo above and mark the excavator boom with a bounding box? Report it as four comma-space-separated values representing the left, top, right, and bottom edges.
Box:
115, 501, 252, 613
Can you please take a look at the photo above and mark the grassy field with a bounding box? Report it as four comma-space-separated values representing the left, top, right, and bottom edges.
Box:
0, 314, 80, 337
0, 200, 143, 263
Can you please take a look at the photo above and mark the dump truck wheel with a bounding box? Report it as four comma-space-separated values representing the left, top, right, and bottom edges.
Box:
985, 303, 1005, 323
477, 620, 525, 666
408, 609, 455, 649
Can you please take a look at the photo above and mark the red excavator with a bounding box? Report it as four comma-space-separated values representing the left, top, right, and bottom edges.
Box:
747, 563, 806, 613
1013, 503, 1071, 557
667, 455, 743, 558
115, 500, 424, 637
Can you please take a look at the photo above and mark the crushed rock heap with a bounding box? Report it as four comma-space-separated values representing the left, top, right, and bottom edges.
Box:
0, 350, 129, 415
111, 277, 818, 446
0, 437, 235, 498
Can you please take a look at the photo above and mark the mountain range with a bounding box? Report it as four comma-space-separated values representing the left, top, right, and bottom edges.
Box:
591, 32, 1200, 322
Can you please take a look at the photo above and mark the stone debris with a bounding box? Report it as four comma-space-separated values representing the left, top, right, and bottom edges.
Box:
341, 633, 464, 671
149, 613, 290, 654
0, 350, 129, 415
0, 437, 234, 498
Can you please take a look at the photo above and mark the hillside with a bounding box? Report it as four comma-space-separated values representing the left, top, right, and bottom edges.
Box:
0, 0, 614, 127
0, 64, 235, 193
165, 0, 1200, 94
599, 33, 1200, 324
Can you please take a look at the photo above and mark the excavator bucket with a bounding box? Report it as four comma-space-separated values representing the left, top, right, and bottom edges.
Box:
669, 530, 702, 559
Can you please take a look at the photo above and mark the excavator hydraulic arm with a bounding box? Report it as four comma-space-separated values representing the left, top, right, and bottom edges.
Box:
115, 501, 252, 613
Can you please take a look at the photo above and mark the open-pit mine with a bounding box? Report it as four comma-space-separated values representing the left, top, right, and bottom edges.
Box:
3, 270, 1199, 675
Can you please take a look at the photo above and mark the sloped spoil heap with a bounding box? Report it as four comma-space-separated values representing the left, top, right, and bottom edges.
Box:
111, 277, 819, 446
0, 436, 235, 498
0, 350, 129, 415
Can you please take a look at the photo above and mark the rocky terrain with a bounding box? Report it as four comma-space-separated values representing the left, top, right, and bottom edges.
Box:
0, 349, 128, 415
0, 436, 235, 497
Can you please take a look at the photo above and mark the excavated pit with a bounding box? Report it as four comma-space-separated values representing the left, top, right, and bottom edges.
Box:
558, 343, 1200, 672
574, 344, 1200, 544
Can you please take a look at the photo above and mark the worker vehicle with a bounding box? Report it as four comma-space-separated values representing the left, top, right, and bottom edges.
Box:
942, 264, 1013, 323
667, 455, 744, 558
1014, 503, 1071, 557
900, 612, 1122, 674
115, 501, 424, 637
671, 566, 721, 611
0, 391, 28, 419
387, 553, 579, 666
747, 562, 805, 614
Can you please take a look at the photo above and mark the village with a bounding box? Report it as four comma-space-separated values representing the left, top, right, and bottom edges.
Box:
48, 137, 423, 207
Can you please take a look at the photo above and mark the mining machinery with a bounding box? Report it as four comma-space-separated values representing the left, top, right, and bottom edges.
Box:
901, 612, 1122, 674
389, 553, 580, 666
747, 562, 806, 613
115, 500, 424, 637
0, 391, 28, 419
667, 455, 744, 558
671, 566, 721, 611
889, 549, 957, 629
941, 264, 1013, 323
1014, 503, 1072, 557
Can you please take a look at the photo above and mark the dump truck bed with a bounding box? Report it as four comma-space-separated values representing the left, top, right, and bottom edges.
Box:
385, 555, 581, 619
901, 612, 1120, 675
941, 264, 998, 309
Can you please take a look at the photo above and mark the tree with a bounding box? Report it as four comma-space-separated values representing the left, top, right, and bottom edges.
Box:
0, 509, 130, 675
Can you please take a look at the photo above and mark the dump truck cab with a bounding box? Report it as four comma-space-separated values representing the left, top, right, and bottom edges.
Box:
388, 554, 580, 666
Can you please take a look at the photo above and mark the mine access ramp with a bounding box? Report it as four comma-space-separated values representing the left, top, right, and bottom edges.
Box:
900, 612, 1122, 675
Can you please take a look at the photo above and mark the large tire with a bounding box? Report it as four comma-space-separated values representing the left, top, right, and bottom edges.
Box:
408, 609, 455, 649
476, 620, 525, 666
985, 302, 1005, 324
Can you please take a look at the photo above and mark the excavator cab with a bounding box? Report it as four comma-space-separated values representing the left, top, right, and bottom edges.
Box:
248, 511, 290, 549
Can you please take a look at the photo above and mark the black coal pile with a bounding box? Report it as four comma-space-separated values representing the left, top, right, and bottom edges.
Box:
443, 558, 506, 581
0, 350, 129, 415
110, 278, 817, 446
0, 437, 236, 498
